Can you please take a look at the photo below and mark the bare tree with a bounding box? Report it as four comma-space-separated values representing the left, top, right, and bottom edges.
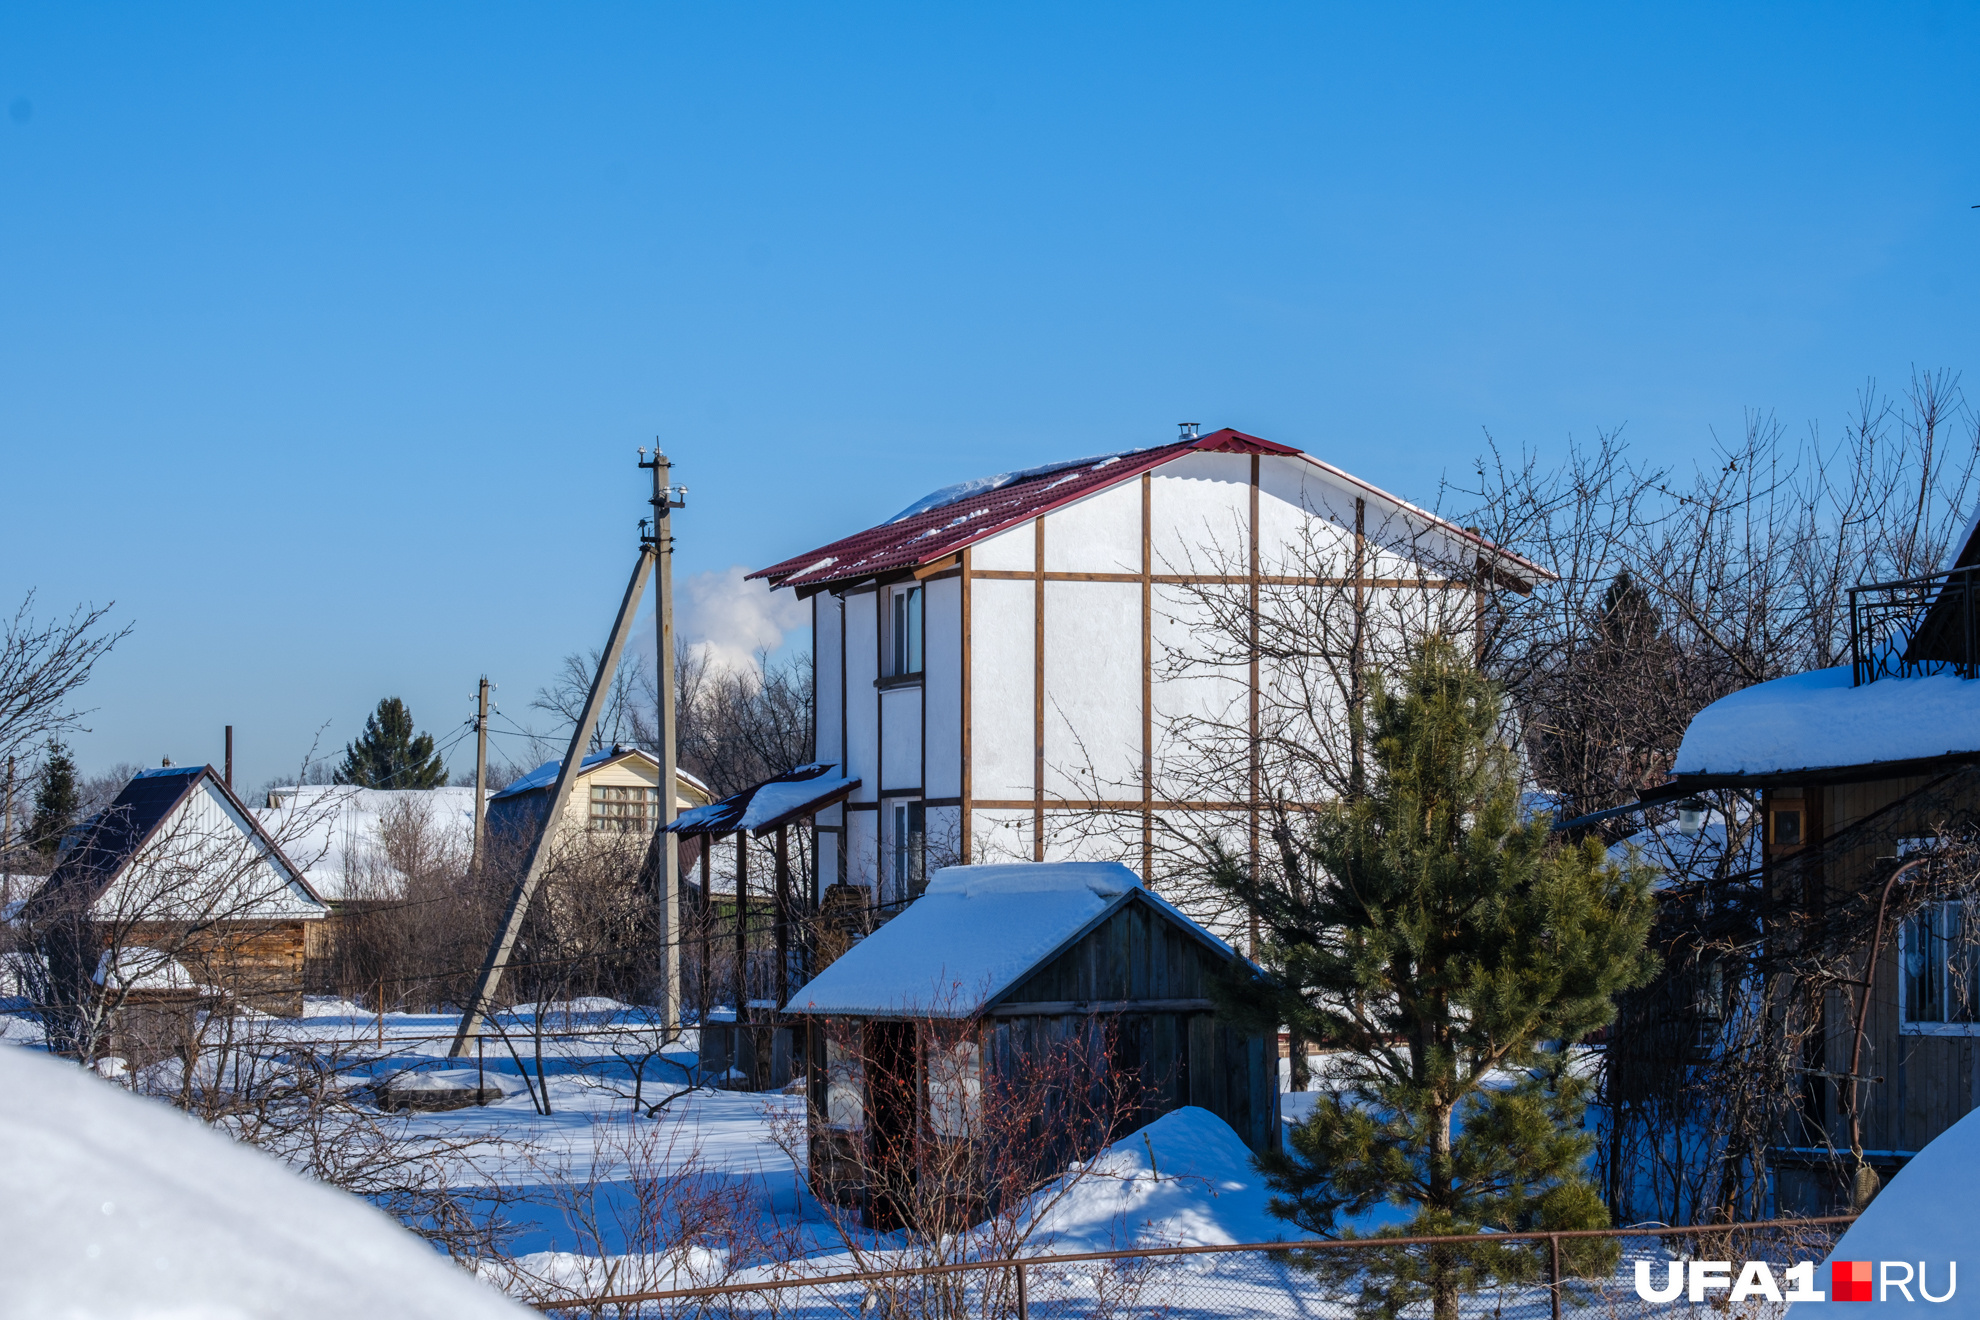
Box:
0, 592, 130, 768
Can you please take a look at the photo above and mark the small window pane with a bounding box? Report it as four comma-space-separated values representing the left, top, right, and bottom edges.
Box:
927, 1039, 981, 1138
825, 1036, 864, 1130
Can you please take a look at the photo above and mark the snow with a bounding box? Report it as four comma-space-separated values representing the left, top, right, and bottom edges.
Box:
1817, 1107, 1978, 1312
671, 766, 859, 836
256, 785, 479, 901
1022, 1106, 1288, 1251
790, 862, 1172, 1017
0, 1041, 531, 1318
1673, 665, 1980, 777
488, 746, 635, 799
93, 946, 201, 994
736, 774, 858, 831
887, 451, 1150, 523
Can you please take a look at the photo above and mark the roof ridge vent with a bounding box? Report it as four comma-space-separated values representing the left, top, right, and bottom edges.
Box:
1178, 421, 1199, 440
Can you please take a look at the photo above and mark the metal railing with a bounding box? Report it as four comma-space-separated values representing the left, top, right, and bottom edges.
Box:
1850, 565, 1980, 685
523, 1215, 1857, 1319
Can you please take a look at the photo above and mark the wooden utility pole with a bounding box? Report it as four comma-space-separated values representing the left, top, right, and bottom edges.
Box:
224, 726, 233, 789
449, 542, 656, 1058
471, 677, 490, 873
640, 446, 685, 1034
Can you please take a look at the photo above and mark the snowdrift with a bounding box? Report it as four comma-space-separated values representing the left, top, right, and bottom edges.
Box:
0, 1042, 529, 1318
1022, 1105, 1288, 1252
1818, 1105, 1980, 1315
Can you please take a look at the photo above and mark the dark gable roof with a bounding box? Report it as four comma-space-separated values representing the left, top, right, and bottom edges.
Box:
30, 766, 321, 916
750, 428, 1550, 596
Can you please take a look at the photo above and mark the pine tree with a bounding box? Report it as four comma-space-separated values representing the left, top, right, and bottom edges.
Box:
29, 740, 79, 856
1211, 637, 1658, 1320
335, 698, 448, 789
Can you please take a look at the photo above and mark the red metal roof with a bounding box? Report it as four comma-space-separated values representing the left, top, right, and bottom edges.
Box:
751, 428, 1550, 593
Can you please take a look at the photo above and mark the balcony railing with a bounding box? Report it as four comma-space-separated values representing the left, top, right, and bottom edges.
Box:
1849, 564, 1980, 685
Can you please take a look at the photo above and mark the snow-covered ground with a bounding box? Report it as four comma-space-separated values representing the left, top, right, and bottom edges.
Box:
1, 999, 1846, 1317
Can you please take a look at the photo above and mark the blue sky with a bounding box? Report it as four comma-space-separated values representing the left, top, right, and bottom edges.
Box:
4, 4, 1980, 788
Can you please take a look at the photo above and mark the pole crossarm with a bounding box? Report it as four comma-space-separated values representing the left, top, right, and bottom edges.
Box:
448, 544, 656, 1058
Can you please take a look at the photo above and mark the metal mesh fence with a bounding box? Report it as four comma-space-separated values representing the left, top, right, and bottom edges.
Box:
527, 1217, 1855, 1320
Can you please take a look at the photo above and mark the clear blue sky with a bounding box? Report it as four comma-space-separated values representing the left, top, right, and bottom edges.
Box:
5, 4, 1980, 789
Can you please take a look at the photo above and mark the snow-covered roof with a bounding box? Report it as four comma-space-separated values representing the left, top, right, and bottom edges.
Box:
1673, 665, 1980, 780
788, 861, 1233, 1018
752, 428, 1553, 595
668, 762, 860, 837
256, 786, 478, 903
488, 745, 709, 805
887, 449, 1147, 523
0, 1042, 531, 1317
31, 767, 324, 922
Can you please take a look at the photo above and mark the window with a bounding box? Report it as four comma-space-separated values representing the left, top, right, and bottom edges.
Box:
1903, 902, 1980, 1030
889, 585, 924, 677
589, 784, 659, 832
1771, 809, 1803, 848
824, 1035, 865, 1131
926, 1038, 982, 1139
890, 800, 925, 904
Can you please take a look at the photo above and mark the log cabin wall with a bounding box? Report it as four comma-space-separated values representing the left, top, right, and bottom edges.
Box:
116, 918, 310, 1017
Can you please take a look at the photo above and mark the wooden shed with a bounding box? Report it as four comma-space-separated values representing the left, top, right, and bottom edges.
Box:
787, 861, 1276, 1224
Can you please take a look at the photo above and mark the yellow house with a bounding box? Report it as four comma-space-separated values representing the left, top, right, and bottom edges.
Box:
484, 745, 711, 853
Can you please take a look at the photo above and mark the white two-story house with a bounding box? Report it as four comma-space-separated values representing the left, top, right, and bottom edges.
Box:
751, 426, 1549, 927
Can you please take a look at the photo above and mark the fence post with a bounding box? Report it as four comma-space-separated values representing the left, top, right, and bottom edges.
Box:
1549, 1233, 1562, 1320
1015, 1260, 1029, 1320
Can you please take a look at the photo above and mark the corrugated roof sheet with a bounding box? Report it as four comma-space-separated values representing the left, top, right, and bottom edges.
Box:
750, 428, 1550, 593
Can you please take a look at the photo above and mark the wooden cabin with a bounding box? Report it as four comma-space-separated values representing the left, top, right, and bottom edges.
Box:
750, 426, 1552, 929
787, 861, 1276, 1224
27, 766, 327, 1034
1665, 530, 1980, 1212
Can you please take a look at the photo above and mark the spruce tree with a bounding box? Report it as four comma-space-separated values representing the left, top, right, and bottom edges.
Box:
335, 698, 448, 788
30, 740, 80, 856
1211, 637, 1657, 1320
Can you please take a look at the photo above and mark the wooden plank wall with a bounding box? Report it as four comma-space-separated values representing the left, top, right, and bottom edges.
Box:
1813, 776, 1980, 1158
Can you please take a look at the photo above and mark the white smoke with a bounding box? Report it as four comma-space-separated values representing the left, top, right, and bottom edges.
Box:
678, 565, 809, 673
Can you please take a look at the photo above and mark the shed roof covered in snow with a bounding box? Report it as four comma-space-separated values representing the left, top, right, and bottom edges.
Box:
749, 429, 1553, 597
666, 762, 860, 838
28, 765, 324, 922
1672, 666, 1980, 784
788, 861, 1238, 1018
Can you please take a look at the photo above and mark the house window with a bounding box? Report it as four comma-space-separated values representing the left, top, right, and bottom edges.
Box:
824, 1035, 865, 1131
589, 784, 659, 832
890, 800, 925, 904
1771, 809, 1803, 848
889, 585, 923, 677
1903, 902, 1980, 1030
926, 1038, 982, 1138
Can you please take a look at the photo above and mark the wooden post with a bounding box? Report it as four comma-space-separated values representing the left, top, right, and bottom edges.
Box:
224, 725, 233, 789
734, 831, 751, 1087
449, 544, 656, 1058
699, 840, 712, 1027
775, 824, 791, 1013
471, 677, 489, 873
